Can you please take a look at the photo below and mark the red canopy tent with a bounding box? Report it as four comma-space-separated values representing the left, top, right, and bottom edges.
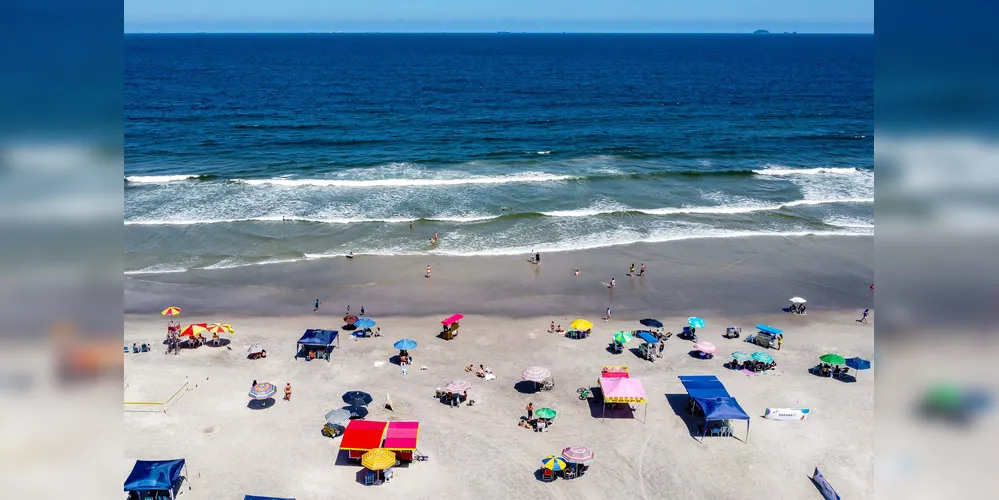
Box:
339, 420, 388, 460
382, 421, 421, 461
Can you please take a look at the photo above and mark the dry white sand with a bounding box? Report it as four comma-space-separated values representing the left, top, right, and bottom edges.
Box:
124, 310, 873, 500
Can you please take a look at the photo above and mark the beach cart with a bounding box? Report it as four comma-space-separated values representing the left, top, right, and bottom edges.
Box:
750, 324, 783, 349
441, 313, 463, 340
724, 326, 742, 339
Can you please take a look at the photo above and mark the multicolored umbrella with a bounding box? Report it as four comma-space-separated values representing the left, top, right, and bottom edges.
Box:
354, 318, 376, 329
361, 448, 397, 470
180, 323, 208, 337
613, 331, 633, 344
342, 391, 373, 406
521, 366, 551, 382
561, 446, 595, 464
640, 318, 663, 328
444, 379, 471, 392
161, 306, 181, 316
570, 319, 593, 331
541, 456, 568, 471
731, 351, 752, 361
393, 339, 418, 350
205, 323, 231, 335
220, 323, 235, 333
752, 351, 773, 363
693, 341, 717, 354
820, 353, 846, 365
688, 317, 706, 329
535, 407, 556, 419
249, 382, 277, 400
325, 408, 352, 426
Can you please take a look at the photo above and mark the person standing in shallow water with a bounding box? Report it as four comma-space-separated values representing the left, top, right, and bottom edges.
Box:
314, 299, 320, 312
630, 263, 635, 276
639, 263, 646, 276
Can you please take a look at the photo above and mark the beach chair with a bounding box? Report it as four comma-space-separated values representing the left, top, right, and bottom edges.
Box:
563, 469, 576, 480
542, 379, 555, 391
542, 469, 554, 482
124, 346, 128, 353
364, 472, 376, 486
710, 427, 721, 437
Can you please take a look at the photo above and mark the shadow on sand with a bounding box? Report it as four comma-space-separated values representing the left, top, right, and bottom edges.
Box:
664, 393, 703, 440
247, 398, 275, 410
514, 381, 541, 394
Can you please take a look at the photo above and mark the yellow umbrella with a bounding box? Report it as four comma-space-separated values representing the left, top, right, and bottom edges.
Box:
161, 307, 181, 316
570, 319, 593, 331
361, 448, 397, 470
205, 323, 232, 335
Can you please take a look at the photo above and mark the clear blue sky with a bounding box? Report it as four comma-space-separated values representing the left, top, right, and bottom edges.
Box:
124, 0, 873, 33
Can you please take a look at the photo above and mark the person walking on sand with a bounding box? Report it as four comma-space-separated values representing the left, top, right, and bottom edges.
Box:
639, 263, 646, 276
284, 383, 292, 401
314, 299, 320, 312
526, 401, 534, 421
860, 308, 870, 324
360, 306, 365, 316
777, 334, 783, 350
606, 307, 612, 321
426, 265, 432, 278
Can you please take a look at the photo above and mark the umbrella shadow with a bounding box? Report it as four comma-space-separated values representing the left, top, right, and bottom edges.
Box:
210, 338, 231, 348
247, 398, 275, 410
665, 393, 703, 440
533, 469, 548, 482
342, 324, 358, 331
514, 381, 541, 394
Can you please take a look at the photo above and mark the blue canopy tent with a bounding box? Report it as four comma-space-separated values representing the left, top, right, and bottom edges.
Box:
637, 331, 659, 344
244, 496, 295, 500
678, 375, 751, 442
756, 324, 783, 335
296, 329, 339, 360
124, 459, 186, 499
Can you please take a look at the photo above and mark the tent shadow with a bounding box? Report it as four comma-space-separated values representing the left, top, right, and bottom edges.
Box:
664, 393, 703, 440
247, 398, 275, 410
334, 450, 356, 467
514, 381, 540, 394
584, 388, 636, 420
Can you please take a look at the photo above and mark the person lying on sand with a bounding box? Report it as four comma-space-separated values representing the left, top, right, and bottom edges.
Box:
556, 325, 565, 333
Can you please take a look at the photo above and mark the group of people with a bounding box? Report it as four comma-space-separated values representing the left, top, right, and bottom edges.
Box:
130, 343, 150, 353
814, 363, 848, 377
165, 321, 184, 354
730, 359, 778, 372
436, 388, 469, 407
465, 363, 492, 378
628, 263, 646, 276
788, 303, 807, 314
519, 402, 553, 432
548, 322, 566, 334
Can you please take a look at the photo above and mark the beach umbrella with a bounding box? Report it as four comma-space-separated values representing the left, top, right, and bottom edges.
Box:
343, 314, 359, 324
342, 391, 373, 406
521, 366, 551, 382
731, 351, 752, 361
444, 379, 471, 392
688, 317, 706, 329
789, 297, 807, 304
541, 456, 568, 471
820, 353, 846, 365
180, 323, 207, 337
535, 407, 557, 419
247, 344, 264, 355
640, 318, 663, 329
560, 446, 595, 465
612, 331, 633, 344
249, 382, 277, 400
161, 306, 181, 316
354, 318, 376, 329
570, 319, 593, 331
845, 357, 872, 371
693, 341, 717, 354
752, 351, 774, 363
361, 448, 397, 471
393, 339, 418, 350
205, 323, 232, 335
343, 405, 369, 419
325, 408, 352, 426
220, 323, 235, 333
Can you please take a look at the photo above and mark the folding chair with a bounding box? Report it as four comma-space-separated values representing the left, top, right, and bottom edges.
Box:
364, 472, 375, 486
542, 469, 554, 482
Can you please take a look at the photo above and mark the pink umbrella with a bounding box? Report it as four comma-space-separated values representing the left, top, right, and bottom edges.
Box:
693, 341, 717, 354
444, 379, 471, 392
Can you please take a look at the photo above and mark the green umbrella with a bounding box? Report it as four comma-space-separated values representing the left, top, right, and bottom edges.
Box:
731, 351, 751, 361
612, 331, 633, 344
751, 352, 773, 363
926, 383, 963, 411
819, 353, 846, 365
535, 407, 557, 419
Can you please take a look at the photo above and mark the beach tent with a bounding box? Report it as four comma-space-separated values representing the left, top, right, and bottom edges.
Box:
599, 376, 648, 423
296, 329, 339, 359
678, 375, 751, 442
382, 421, 421, 461
124, 459, 187, 499
244, 496, 295, 500
340, 420, 389, 460
755, 324, 783, 336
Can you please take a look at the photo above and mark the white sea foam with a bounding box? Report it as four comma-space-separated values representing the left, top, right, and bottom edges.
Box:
754, 166, 870, 176
125, 175, 201, 183
124, 213, 499, 226
236, 172, 576, 188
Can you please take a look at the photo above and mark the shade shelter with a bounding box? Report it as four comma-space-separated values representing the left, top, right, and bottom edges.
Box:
677, 375, 751, 442
124, 459, 187, 500
599, 375, 648, 423
296, 329, 339, 360
340, 420, 389, 460
382, 421, 421, 461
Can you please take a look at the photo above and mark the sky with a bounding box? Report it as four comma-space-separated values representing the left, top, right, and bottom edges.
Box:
124, 0, 873, 33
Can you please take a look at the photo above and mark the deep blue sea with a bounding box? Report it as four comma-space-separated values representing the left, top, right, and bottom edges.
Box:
125, 34, 873, 274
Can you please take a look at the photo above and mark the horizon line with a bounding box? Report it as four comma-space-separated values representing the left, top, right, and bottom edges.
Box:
124, 31, 873, 35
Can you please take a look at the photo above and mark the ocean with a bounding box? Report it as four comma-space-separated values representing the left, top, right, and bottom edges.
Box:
125, 34, 873, 275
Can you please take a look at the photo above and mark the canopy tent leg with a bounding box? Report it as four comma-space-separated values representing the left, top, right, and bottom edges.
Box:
644, 402, 648, 424
746, 421, 750, 443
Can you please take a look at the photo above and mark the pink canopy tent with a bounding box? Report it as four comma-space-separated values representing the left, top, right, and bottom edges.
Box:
383, 421, 421, 461
599, 376, 648, 423
441, 314, 464, 326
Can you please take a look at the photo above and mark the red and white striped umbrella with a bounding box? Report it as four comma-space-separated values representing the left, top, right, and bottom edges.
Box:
521, 366, 551, 382
561, 446, 595, 464
444, 379, 471, 392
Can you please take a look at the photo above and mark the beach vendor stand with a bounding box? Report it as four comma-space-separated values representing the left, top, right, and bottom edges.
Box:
441, 313, 463, 340
382, 421, 422, 461
124, 459, 188, 500
296, 329, 339, 361
749, 324, 782, 349
597, 366, 648, 423
340, 420, 389, 460
636, 331, 660, 362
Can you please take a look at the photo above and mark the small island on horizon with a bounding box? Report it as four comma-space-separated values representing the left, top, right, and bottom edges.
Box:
753, 29, 770, 34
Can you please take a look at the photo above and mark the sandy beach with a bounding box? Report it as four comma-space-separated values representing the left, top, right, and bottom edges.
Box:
124, 235, 874, 500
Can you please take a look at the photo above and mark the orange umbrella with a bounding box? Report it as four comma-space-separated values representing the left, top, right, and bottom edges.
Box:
161, 307, 181, 316
180, 323, 207, 337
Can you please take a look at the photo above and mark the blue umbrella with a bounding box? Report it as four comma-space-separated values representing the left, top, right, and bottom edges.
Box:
393, 339, 418, 350
688, 317, 706, 329
354, 318, 376, 329
751, 352, 773, 363
640, 318, 663, 328
845, 357, 872, 370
